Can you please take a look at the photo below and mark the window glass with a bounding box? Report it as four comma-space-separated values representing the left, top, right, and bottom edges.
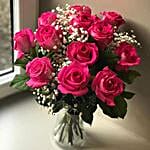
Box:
0, 0, 13, 76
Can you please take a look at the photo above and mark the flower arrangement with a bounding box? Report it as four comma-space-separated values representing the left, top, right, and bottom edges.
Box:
11, 4, 141, 147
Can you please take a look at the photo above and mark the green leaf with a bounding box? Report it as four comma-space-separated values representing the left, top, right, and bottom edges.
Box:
81, 110, 93, 125
79, 94, 97, 125
103, 49, 119, 65
98, 96, 127, 119
89, 59, 104, 76
52, 100, 64, 113
30, 48, 37, 58
98, 100, 119, 118
10, 74, 30, 91
15, 58, 29, 69
46, 51, 55, 58
60, 94, 74, 106
118, 70, 141, 84
83, 92, 97, 111
88, 36, 95, 42
30, 45, 40, 58
121, 91, 135, 99
114, 96, 127, 118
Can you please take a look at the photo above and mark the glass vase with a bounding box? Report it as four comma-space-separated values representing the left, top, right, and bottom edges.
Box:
52, 109, 86, 149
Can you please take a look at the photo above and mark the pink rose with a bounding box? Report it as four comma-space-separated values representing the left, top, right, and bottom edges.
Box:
14, 28, 35, 59
38, 11, 57, 26
67, 41, 98, 65
91, 15, 101, 23
17, 51, 24, 59
101, 11, 125, 27
69, 5, 92, 30
88, 21, 114, 49
36, 25, 60, 50
26, 57, 53, 88
70, 13, 93, 30
115, 42, 141, 69
70, 5, 91, 15
57, 61, 90, 96
92, 66, 124, 106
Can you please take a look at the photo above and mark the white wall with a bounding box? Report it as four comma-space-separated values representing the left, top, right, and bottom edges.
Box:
39, 0, 150, 140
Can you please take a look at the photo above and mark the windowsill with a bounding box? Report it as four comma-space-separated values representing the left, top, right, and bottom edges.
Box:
0, 83, 19, 100
0, 90, 31, 102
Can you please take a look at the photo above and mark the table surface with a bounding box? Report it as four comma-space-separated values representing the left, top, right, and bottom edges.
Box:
0, 93, 149, 150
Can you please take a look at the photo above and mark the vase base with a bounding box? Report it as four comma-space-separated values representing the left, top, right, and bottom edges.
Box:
50, 134, 86, 150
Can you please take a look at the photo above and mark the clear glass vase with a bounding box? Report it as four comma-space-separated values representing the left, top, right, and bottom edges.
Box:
52, 109, 86, 149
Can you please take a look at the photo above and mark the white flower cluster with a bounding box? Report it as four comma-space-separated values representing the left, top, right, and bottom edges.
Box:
33, 85, 57, 107
49, 4, 89, 74
113, 30, 141, 47
52, 4, 89, 45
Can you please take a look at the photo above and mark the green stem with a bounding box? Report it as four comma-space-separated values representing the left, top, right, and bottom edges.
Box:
77, 122, 83, 139
68, 119, 73, 145
55, 111, 84, 145
59, 123, 66, 142
55, 114, 66, 136
73, 123, 79, 136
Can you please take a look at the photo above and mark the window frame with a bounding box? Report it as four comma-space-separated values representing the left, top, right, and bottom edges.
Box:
0, 0, 39, 99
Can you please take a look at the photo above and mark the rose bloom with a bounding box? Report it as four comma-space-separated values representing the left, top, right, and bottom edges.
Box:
101, 11, 125, 27
38, 11, 57, 26
36, 25, 60, 50
70, 13, 93, 30
91, 15, 101, 23
69, 5, 93, 30
70, 5, 91, 15
92, 66, 124, 106
26, 57, 53, 88
115, 42, 141, 69
88, 21, 114, 49
67, 41, 98, 65
14, 28, 35, 59
57, 61, 90, 96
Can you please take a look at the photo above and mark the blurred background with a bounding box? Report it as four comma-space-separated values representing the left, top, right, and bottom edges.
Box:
0, 0, 149, 150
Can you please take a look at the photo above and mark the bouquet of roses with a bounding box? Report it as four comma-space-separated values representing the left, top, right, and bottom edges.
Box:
11, 4, 141, 147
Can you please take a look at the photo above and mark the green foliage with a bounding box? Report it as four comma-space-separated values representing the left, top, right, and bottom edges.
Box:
30, 44, 50, 58
118, 70, 141, 84
15, 57, 29, 69
88, 36, 95, 43
78, 92, 97, 125
52, 94, 72, 113
52, 91, 98, 125
14, 46, 40, 70
90, 48, 119, 76
121, 91, 135, 99
89, 58, 103, 76
98, 95, 127, 119
81, 109, 93, 125
102, 48, 119, 65
30, 45, 39, 58
52, 100, 64, 113
10, 74, 30, 91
